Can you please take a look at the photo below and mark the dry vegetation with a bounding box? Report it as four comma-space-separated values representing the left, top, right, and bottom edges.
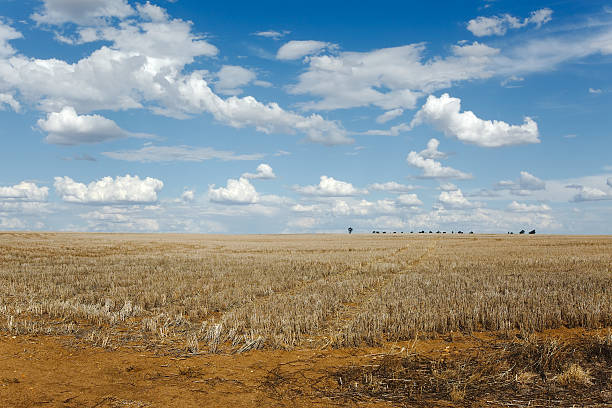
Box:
0, 232, 611, 406
0, 232, 610, 354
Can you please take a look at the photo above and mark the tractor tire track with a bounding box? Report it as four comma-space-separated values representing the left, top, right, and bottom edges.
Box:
312, 238, 441, 348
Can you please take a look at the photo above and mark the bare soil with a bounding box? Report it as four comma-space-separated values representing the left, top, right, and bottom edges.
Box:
2, 328, 611, 407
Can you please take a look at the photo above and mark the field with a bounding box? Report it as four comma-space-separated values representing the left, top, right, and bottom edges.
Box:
0, 232, 611, 407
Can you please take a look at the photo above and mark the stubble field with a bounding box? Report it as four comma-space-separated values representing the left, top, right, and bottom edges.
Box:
0, 232, 610, 407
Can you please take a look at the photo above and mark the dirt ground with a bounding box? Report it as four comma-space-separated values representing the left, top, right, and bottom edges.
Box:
2, 328, 611, 408
3, 333, 378, 408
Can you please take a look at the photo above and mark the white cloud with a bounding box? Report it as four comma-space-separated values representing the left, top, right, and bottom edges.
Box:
242, 163, 276, 180
418, 138, 448, 159
500, 75, 524, 88
438, 189, 475, 209
371, 216, 407, 230
569, 185, 612, 202
0, 92, 21, 112
54, 175, 163, 204
215, 65, 257, 95
369, 181, 415, 193
136, 2, 168, 22
467, 8, 553, 37
294, 176, 367, 197
376, 108, 403, 124
589, 87, 603, 94
406, 139, 471, 179
0, 20, 22, 58
31, 0, 135, 25
175, 74, 352, 145
517, 171, 546, 190
37, 106, 150, 145
287, 217, 319, 229
0, 181, 49, 201
287, 42, 497, 111
329, 199, 399, 217
507, 201, 551, 212
276, 40, 334, 60
608, 177, 612, 188
360, 123, 410, 137
252, 30, 289, 40
411, 94, 540, 147
81, 207, 159, 232
291, 204, 320, 213
103, 145, 263, 162
396, 194, 423, 206
1, 10, 350, 145
180, 190, 195, 202
286, 25, 612, 114
0, 217, 26, 229
0, 15, 217, 113
402, 206, 560, 233
208, 177, 259, 204
439, 182, 458, 191
496, 171, 546, 195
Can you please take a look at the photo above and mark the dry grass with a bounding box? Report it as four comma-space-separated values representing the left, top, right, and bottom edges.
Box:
555, 364, 593, 386
315, 334, 612, 406
0, 232, 610, 354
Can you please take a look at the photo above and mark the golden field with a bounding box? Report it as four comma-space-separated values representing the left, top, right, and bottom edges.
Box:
0, 232, 610, 407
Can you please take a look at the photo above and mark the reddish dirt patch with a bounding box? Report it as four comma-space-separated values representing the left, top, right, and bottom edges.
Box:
2, 328, 611, 407
0, 334, 389, 407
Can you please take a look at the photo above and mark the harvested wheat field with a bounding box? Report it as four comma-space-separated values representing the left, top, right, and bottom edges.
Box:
0, 232, 611, 407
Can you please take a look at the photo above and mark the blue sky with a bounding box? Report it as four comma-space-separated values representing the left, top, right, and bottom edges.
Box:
0, 0, 611, 234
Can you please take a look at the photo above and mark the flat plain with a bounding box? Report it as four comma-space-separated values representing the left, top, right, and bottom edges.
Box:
0, 232, 610, 407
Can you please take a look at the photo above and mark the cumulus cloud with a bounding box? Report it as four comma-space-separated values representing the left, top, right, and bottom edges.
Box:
0, 93, 21, 112
103, 145, 263, 162
242, 163, 276, 180
0, 21, 22, 58
419, 138, 448, 159
507, 201, 551, 212
330, 199, 403, 217
396, 194, 423, 206
287, 42, 498, 111
568, 185, 612, 202
175, 74, 352, 145
180, 190, 195, 202
607, 177, 612, 188
37, 107, 150, 145
496, 171, 546, 195
411, 94, 540, 147
0, 217, 26, 229
406, 139, 471, 179
467, 8, 553, 37
276, 40, 335, 60
376, 108, 403, 124
0, 10, 350, 146
286, 27, 612, 114
438, 189, 475, 209
54, 175, 163, 204
215, 65, 257, 95
294, 176, 367, 197
0, 181, 49, 201
439, 182, 458, 191
287, 217, 319, 229
31, 0, 135, 25
369, 181, 415, 193
208, 177, 259, 204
